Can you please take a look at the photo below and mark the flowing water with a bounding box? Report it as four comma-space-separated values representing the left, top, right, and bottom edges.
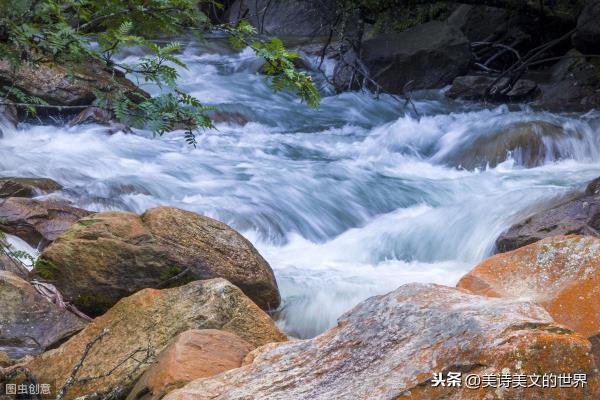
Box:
2, 38, 600, 338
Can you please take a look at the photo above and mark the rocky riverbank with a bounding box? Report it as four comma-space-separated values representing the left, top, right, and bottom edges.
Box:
1, 175, 600, 398
2, 1, 600, 399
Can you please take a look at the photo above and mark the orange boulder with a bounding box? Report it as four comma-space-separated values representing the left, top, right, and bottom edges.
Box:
163, 283, 600, 400
458, 235, 600, 337
127, 329, 253, 400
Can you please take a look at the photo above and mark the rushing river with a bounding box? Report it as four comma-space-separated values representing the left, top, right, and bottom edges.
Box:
2, 39, 600, 338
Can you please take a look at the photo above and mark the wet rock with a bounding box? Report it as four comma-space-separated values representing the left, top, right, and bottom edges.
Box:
0, 245, 29, 279
434, 120, 570, 169
226, 0, 337, 37
0, 58, 148, 107
68, 107, 133, 134
163, 283, 599, 400
34, 207, 280, 316
331, 49, 358, 92
0, 198, 90, 249
0, 177, 62, 198
446, 75, 538, 101
459, 235, 600, 338
210, 111, 249, 126
21, 279, 286, 400
573, 0, 600, 54
68, 106, 112, 126
0, 271, 87, 358
533, 49, 600, 112
127, 329, 253, 400
496, 176, 600, 252
334, 21, 471, 93
0, 100, 18, 134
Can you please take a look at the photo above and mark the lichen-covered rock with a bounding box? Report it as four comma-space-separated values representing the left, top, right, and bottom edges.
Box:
0, 177, 62, 198
127, 329, 253, 400
163, 283, 599, 400
0, 197, 90, 248
20, 279, 285, 400
496, 176, 600, 252
459, 235, 600, 338
0, 59, 147, 107
0, 271, 87, 358
35, 207, 280, 316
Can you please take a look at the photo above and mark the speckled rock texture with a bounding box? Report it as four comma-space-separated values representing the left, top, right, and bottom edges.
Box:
163, 283, 599, 400
34, 207, 280, 316
17, 279, 286, 400
459, 235, 600, 338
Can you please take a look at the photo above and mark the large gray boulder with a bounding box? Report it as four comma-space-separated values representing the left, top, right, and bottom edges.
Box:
226, 0, 338, 37
495, 176, 600, 253
0, 271, 87, 357
334, 21, 471, 94
573, 0, 600, 54
163, 283, 599, 400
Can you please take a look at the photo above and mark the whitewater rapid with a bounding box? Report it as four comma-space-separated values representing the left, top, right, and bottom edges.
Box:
2, 39, 600, 338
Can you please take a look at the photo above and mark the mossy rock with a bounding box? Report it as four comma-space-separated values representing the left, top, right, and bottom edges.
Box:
33, 207, 280, 317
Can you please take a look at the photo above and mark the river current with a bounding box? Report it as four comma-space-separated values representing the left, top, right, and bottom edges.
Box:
2, 39, 600, 338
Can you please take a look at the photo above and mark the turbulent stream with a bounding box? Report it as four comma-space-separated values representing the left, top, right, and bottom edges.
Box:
2, 38, 600, 338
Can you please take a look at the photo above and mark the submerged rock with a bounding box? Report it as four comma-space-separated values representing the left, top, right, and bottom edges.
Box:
0, 271, 87, 357
163, 283, 599, 400
459, 235, 600, 338
127, 329, 253, 400
34, 207, 280, 316
434, 120, 572, 169
496, 176, 600, 252
334, 21, 471, 93
0, 177, 62, 198
20, 279, 285, 400
0, 197, 90, 249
